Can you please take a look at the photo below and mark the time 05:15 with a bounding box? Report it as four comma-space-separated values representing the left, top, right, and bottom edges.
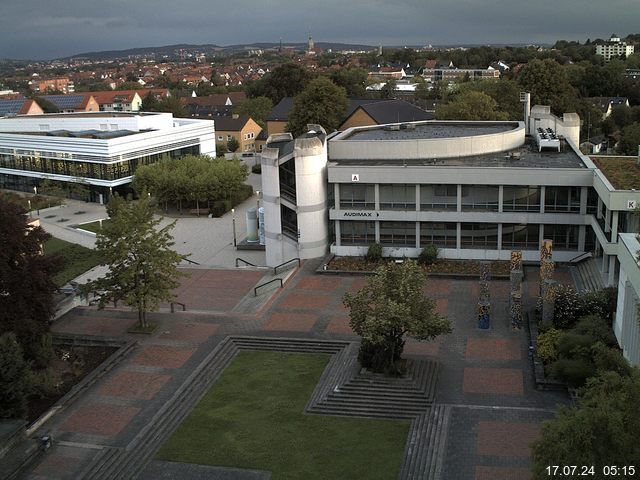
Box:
546, 465, 636, 476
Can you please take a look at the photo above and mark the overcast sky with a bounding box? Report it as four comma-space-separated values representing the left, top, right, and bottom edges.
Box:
1, 0, 638, 60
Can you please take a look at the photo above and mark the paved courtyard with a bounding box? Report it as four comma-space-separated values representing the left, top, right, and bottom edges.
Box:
25, 260, 571, 480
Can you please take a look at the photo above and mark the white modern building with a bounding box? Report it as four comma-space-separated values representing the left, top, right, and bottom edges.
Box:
0, 112, 215, 201
595, 34, 635, 61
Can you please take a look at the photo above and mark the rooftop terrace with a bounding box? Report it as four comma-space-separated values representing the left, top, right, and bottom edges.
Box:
343, 122, 519, 141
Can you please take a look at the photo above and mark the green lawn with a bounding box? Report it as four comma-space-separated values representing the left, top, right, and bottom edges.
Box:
157, 351, 410, 480
43, 237, 103, 286
75, 219, 111, 233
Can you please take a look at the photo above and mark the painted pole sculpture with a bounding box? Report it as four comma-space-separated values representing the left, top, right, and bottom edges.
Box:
477, 262, 491, 329
539, 239, 556, 326
509, 250, 523, 329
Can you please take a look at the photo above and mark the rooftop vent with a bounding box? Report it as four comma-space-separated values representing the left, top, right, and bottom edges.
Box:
399, 123, 416, 130
384, 124, 400, 131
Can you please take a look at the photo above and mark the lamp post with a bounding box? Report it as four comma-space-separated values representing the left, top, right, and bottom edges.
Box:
33, 186, 39, 216
231, 208, 237, 247
27, 199, 31, 214
108, 187, 113, 202
256, 190, 260, 210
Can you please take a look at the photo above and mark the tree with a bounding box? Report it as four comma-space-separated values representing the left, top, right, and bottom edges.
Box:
380, 78, 397, 99
618, 122, 640, 155
462, 79, 523, 119
234, 96, 273, 129
0, 333, 31, 419
33, 96, 59, 113
517, 58, 577, 115
246, 63, 314, 104
0, 196, 61, 361
286, 77, 348, 136
531, 369, 640, 478
141, 92, 161, 111
331, 67, 369, 97
227, 137, 240, 153
435, 91, 510, 121
343, 260, 452, 375
87, 196, 186, 328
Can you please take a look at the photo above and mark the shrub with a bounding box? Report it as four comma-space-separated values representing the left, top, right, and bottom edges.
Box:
536, 328, 563, 363
210, 200, 232, 217
553, 285, 583, 329
549, 357, 596, 388
365, 243, 383, 263
556, 333, 596, 360
251, 164, 262, 174
418, 244, 438, 265
591, 342, 632, 377
572, 314, 616, 346
0, 333, 31, 419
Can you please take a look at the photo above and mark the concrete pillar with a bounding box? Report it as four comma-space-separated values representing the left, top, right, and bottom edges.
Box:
578, 225, 586, 251
457, 184, 462, 212
608, 255, 616, 287
335, 220, 341, 247
334, 183, 340, 208
602, 253, 608, 273
415, 222, 420, 249
579, 186, 588, 215
415, 183, 420, 212
611, 211, 619, 242
374, 184, 380, 211
540, 186, 545, 213
375, 221, 380, 243
498, 185, 504, 213
456, 222, 461, 249
597, 197, 603, 219
605, 208, 611, 233
497, 223, 503, 251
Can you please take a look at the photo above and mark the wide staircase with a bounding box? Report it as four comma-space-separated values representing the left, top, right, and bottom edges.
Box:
572, 257, 605, 293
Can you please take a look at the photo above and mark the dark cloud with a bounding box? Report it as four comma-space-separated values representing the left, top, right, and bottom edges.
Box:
1, 0, 638, 59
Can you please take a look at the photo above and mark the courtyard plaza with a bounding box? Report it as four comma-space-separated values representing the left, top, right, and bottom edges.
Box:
21, 255, 572, 480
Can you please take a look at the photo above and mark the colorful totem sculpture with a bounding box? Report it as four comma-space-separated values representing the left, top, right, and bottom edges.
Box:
509, 250, 523, 329
477, 262, 491, 329
539, 239, 556, 326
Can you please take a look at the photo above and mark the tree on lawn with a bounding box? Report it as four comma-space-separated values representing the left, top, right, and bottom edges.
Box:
87, 196, 186, 328
0, 333, 32, 419
0, 195, 61, 363
286, 77, 348, 137
531, 369, 640, 478
343, 260, 452, 375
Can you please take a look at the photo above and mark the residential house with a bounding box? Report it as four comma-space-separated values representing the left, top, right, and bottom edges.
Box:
29, 77, 75, 94
587, 97, 630, 119
41, 94, 100, 113
215, 115, 262, 152
595, 34, 635, 61
0, 98, 44, 116
182, 92, 247, 118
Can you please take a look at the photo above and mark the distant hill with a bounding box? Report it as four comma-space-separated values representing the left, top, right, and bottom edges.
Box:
64, 42, 378, 61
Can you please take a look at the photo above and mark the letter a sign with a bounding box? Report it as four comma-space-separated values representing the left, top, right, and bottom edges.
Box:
351, 174, 360, 182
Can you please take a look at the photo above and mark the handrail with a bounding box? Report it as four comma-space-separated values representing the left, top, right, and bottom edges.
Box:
181, 256, 200, 265
569, 251, 592, 264
236, 257, 257, 267
273, 257, 300, 275
254, 278, 283, 296
170, 301, 186, 313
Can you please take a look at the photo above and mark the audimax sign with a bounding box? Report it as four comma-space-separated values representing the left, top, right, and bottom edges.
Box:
343, 211, 380, 217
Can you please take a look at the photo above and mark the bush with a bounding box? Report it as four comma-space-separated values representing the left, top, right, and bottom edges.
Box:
556, 333, 596, 360
572, 314, 616, 346
210, 200, 232, 218
536, 328, 563, 363
418, 244, 438, 265
591, 342, 632, 377
365, 243, 383, 263
549, 357, 596, 388
553, 286, 618, 329
0, 333, 31, 419
251, 164, 262, 174
229, 184, 254, 206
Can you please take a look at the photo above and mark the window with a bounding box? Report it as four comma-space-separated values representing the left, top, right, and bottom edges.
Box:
421, 185, 457, 211
281, 205, 298, 240
501, 223, 539, 249
544, 224, 579, 250
460, 223, 499, 249
420, 222, 457, 248
379, 184, 415, 210
279, 159, 296, 203
503, 186, 541, 212
340, 221, 376, 245
380, 222, 416, 247
340, 184, 375, 209
544, 187, 580, 213
461, 185, 499, 211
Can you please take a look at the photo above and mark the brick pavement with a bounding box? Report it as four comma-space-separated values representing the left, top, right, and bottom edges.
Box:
25, 261, 574, 480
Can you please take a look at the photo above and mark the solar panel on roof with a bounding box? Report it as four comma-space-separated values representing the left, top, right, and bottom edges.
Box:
0, 99, 26, 115
43, 95, 84, 109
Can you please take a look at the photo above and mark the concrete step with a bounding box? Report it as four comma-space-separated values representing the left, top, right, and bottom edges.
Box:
308, 405, 419, 419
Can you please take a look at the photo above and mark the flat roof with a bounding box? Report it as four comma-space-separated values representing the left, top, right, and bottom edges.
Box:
591, 156, 640, 190
330, 138, 586, 169
0, 129, 143, 139
15, 112, 157, 119
342, 122, 519, 141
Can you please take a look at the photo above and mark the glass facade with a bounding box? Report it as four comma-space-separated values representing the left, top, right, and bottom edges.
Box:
0, 145, 199, 181
544, 186, 581, 213
281, 205, 298, 240
502, 186, 541, 212
278, 158, 296, 203
420, 222, 457, 248
380, 221, 416, 247
544, 224, 579, 250
420, 184, 457, 210
340, 184, 375, 209
501, 223, 540, 249
460, 223, 499, 249
379, 184, 415, 210
461, 185, 499, 211
340, 221, 375, 245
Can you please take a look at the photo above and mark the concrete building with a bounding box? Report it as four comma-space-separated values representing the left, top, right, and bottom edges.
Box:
595, 34, 635, 61
0, 111, 215, 202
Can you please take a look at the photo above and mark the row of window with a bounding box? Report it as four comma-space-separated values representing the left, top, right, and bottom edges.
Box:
339, 221, 581, 250
0, 145, 199, 181
338, 184, 590, 213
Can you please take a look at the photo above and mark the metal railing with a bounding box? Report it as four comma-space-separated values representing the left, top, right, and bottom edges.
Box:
170, 301, 186, 313
254, 278, 283, 296
274, 257, 300, 275
569, 251, 593, 264
235, 257, 257, 267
